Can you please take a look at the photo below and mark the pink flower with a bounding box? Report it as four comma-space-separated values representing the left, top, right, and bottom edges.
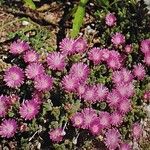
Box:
112, 70, 123, 85
82, 85, 97, 103
111, 32, 125, 46
61, 75, 79, 92
111, 112, 123, 127
49, 128, 64, 143
140, 39, 150, 54
118, 99, 131, 114
0, 119, 17, 138
88, 47, 103, 65
0, 95, 9, 117
23, 50, 39, 63
133, 63, 146, 80
107, 90, 121, 108
121, 68, 133, 84
120, 142, 131, 150
144, 52, 150, 66
124, 44, 132, 53
69, 62, 90, 82
59, 38, 75, 55
132, 123, 142, 139
143, 91, 150, 102
4, 66, 24, 88
25, 62, 45, 79
105, 128, 121, 150
34, 74, 53, 91
99, 111, 111, 129
71, 112, 84, 128
101, 48, 110, 61
89, 118, 102, 135
81, 108, 97, 129
105, 12, 117, 26
47, 52, 66, 71
73, 37, 87, 53
106, 50, 122, 70
96, 84, 108, 101
76, 84, 87, 98
20, 99, 40, 120
10, 40, 29, 54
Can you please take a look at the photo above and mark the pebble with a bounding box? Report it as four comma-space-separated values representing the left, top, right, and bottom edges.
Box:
22, 21, 30, 26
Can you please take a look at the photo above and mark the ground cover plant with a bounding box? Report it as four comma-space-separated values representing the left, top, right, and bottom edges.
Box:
0, 0, 150, 149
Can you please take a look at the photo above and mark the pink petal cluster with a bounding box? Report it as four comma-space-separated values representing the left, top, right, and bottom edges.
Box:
111, 32, 125, 46
105, 128, 121, 150
132, 122, 142, 139
10, 40, 29, 54
4, 66, 24, 88
105, 12, 117, 27
20, 99, 40, 120
124, 44, 132, 53
47, 52, 66, 71
120, 142, 131, 150
49, 128, 64, 143
0, 119, 18, 138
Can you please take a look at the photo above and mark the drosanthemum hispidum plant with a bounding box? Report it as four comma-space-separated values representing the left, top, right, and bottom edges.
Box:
0, 1, 149, 148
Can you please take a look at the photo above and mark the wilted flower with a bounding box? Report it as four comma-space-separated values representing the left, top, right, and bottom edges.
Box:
23, 50, 39, 63
49, 128, 64, 143
140, 39, 150, 54
20, 99, 40, 120
88, 47, 103, 65
71, 112, 84, 128
105, 128, 121, 150
111, 32, 125, 46
124, 44, 132, 53
132, 123, 142, 139
73, 37, 87, 53
10, 40, 29, 54
133, 63, 146, 80
34, 74, 53, 91
25, 62, 45, 79
4, 66, 24, 88
0, 95, 9, 117
69, 62, 90, 82
81, 108, 97, 129
0, 119, 18, 138
59, 38, 75, 55
105, 12, 117, 27
47, 52, 66, 71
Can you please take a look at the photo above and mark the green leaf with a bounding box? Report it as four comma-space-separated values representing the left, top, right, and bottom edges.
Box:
23, 0, 36, 10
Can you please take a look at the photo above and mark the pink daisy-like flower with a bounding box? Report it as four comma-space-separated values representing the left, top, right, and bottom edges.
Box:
96, 84, 108, 102
0, 95, 9, 117
69, 62, 90, 82
0, 119, 17, 138
89, 118, 102, 135
49, 128, 64, 143
76, 84, 87, 98
144, 53, 150, 66
61, 74, 79, 92
73, 37, 87, 53
143, 91, 150, 102
88, 47, 103, 65
71, 112, 84, 128
133, 63, 146, 80
120, 142, 131, 150
23, 50, 39, 63
111, 32, 125, 46
111, 112, 123, 127
47, 52, 66, 71
106, 50, 122, 70
132, 123, 142, 139
112, 70, 123, 85
82, 85, 97, 103
10, 40, 29, 54
124, 44, 132, 53
20, 99, 40, 120
105, 12, 117, 27
59, 38, 75, 55
4, 66, 24, 88
140, 39, 150, 54
121, 68, 133, 84
101, 48, 110, 61
25, 62, 45, 79
118, 99, 131, 114
105, 128, 121, 150
99, 111, 111, 129
107, 90, 121, 108
34, 74, 53, 92
81, 108, 97, 129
